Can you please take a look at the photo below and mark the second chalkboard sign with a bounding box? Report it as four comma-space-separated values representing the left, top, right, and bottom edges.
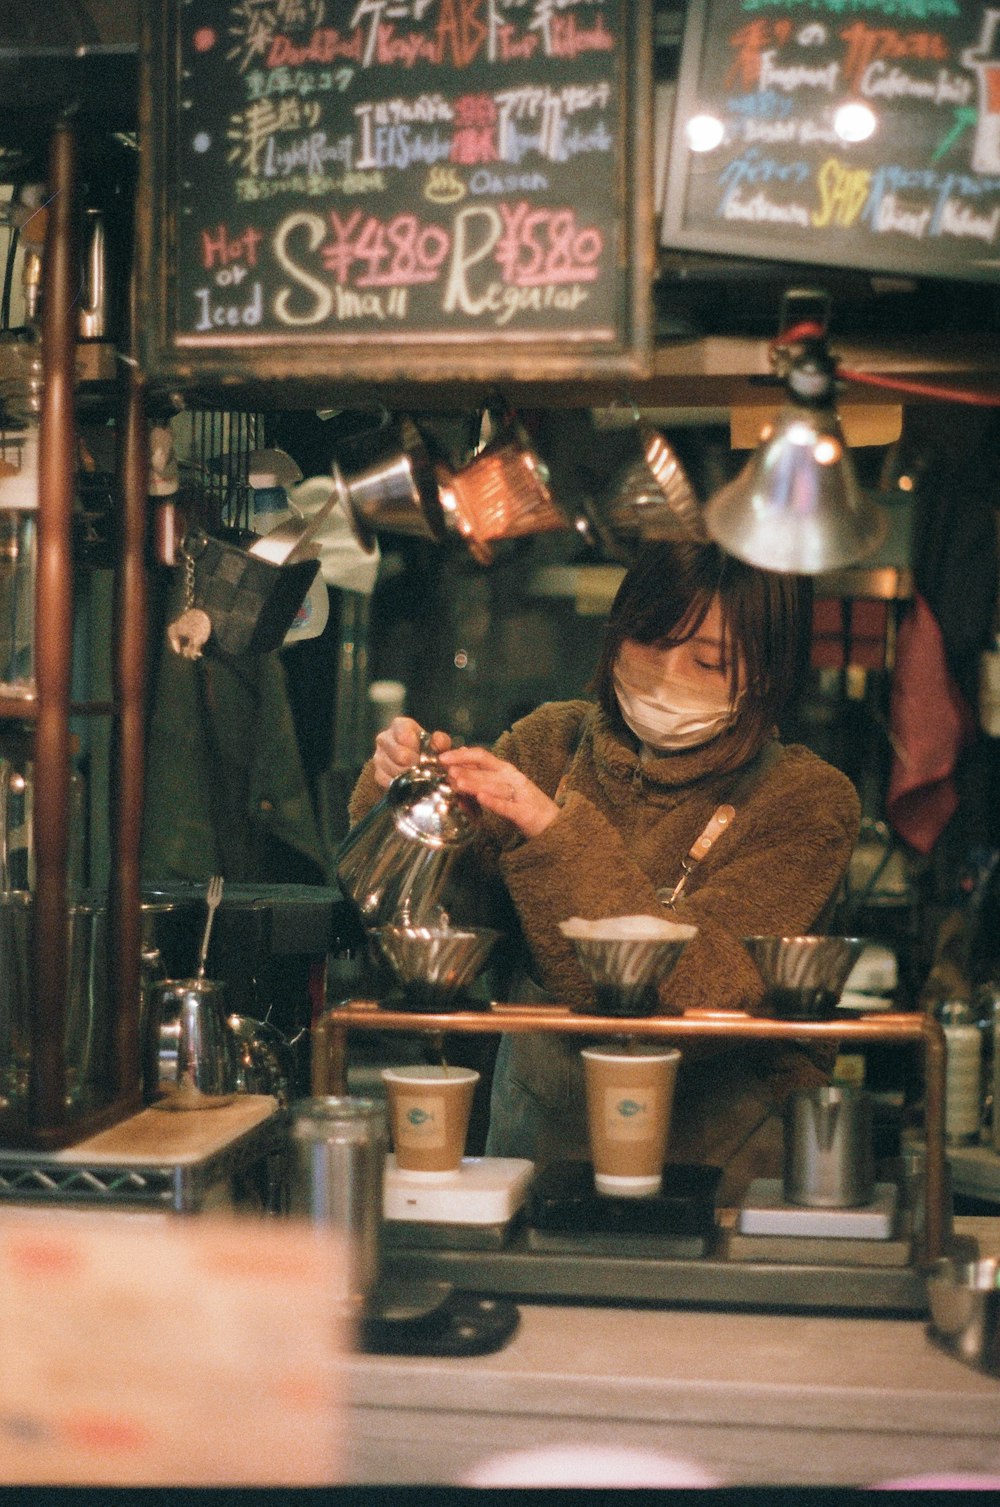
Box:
138, 0, 654, 387
662, 0, 1000, 285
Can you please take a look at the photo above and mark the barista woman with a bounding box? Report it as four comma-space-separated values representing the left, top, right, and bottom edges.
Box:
348, 540, 861, 1202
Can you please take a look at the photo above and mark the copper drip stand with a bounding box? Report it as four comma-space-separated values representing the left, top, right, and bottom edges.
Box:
316, 1004, 949, 1261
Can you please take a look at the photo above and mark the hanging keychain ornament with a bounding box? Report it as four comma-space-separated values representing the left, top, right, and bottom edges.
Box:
167, 538, 212, 660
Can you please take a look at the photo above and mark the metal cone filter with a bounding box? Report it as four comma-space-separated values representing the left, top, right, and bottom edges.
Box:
370, 924, 501, 998
588, 427, 705, 559
742, 935, 865, 1019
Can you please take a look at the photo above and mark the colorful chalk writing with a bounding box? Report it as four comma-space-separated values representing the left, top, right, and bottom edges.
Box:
662, 0, 1000, 281
143, 0, 644, 358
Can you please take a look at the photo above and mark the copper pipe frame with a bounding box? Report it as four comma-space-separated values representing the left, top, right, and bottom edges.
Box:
322, 1003, 949, 1259
30, 122, 78, 1127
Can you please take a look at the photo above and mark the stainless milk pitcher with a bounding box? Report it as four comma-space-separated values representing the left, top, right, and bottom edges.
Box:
783, 1083, 875, 1208
336, 730, 478, 928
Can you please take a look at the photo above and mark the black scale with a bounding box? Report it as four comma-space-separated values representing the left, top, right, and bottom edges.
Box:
525, 1160, 722, 1259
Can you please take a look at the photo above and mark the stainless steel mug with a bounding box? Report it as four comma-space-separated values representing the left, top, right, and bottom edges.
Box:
338, 415, 444, 553
288, 1095, 388, 1309
783, 1083, 875, 1208
148, 977, 239, 1110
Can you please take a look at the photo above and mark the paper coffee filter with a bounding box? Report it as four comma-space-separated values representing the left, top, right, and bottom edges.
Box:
560, 915, 697, 943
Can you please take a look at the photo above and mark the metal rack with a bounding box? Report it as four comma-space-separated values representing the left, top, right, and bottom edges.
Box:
0, 119, 147, 1149
0, 1096, 285, 1212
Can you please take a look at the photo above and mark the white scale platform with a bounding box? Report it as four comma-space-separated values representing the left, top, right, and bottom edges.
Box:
383, 1155, 534, 1227
737, 1179, 899, 1239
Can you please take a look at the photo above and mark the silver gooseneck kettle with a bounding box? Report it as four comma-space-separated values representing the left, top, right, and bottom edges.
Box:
336, 731, 479, 928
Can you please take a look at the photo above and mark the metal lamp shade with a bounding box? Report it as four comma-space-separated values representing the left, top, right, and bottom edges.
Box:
704, 402, 889, 575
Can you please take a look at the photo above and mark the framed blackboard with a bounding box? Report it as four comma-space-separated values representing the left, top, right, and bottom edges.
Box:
136, 0, 654, 389
662, 0, 1000, 284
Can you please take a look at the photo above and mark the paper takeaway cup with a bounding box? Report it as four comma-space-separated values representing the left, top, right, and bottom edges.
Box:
581, 1045, 681, 1197
381, 1064, 479, 1178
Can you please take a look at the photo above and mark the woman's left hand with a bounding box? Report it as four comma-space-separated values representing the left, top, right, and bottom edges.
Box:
439, 746, 559, 840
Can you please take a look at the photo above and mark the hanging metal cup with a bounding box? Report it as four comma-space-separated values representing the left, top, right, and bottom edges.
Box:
338, 415, 445, 553
585, 423, 706, 561
437, 422, 571, 564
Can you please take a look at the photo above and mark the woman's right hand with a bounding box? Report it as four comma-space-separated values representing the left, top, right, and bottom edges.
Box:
372, 716, 452, 790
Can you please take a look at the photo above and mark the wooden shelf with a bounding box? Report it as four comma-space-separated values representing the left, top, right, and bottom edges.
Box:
151, 329, 1000, 415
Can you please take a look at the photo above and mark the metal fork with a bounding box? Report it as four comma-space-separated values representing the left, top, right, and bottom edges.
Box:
196, 874, 224, 980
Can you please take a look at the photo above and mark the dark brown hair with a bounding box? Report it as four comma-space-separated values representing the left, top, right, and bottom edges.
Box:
592, 540, 811, 756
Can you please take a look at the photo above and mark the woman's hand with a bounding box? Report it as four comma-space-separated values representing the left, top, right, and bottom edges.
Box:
439, 746, 559, 840
372, 716, 451, 791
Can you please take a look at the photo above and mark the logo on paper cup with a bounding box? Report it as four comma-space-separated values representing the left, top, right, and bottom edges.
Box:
607, 1088, 651, 1140
397, 1093, 446, 1148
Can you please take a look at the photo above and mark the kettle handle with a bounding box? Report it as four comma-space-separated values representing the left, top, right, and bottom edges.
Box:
417, 727, 437, 763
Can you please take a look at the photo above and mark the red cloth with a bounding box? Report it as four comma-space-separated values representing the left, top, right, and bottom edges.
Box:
887, 593, 976, 855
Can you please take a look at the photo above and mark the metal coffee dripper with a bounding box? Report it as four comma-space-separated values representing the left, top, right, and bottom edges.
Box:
369, 924, 501, 1011
742, 934, 864, 1020
559, 915, 697, 1016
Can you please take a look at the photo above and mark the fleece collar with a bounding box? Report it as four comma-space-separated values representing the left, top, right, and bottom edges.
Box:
584, 705, 764, 805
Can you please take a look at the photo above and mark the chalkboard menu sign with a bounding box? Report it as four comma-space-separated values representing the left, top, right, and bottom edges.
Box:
661, 0, 1000, 283
137, 0, 654, 388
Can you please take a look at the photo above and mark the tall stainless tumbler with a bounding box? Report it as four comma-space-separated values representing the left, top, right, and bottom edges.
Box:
288, 1095, 388, 1308
783, 1083, 875, 1208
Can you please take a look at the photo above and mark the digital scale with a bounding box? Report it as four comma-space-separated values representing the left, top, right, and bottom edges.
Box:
384, 1156, 535, 1249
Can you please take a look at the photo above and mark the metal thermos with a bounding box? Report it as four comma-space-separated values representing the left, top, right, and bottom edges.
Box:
288, 1096, 388, 1308
783, 1084, 875, 1209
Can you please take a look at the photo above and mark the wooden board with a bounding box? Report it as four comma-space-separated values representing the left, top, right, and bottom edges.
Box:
0, 1095, 279, 1168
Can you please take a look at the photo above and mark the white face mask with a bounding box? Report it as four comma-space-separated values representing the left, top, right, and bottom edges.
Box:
613, 659, 738, 751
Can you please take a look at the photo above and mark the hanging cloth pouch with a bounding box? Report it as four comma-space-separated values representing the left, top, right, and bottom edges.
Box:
168, 528, 320, 659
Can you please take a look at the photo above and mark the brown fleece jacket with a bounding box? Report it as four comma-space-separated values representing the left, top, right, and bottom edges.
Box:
348, 700, 861, 1196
